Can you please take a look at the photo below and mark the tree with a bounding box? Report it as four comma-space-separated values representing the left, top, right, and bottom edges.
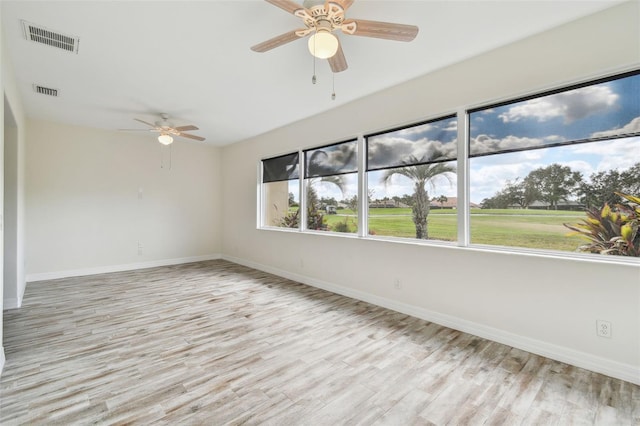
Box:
481, 194, 507, 209
579, 162, 640, 208
381, 155, 455, 239
525, 164, 583, 209
481, 178, 535, 209
306, 176, 347, 230
288, 192, 298, 207
399, 193, 415, 207
502, 178, 539, 208
278, 175, 347, 229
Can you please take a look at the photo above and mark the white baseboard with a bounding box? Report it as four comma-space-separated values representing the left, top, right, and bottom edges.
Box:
0, 346, 5, 376
3, 297, 21, 310
222, 254, 640, 386
26, 254, 222, 282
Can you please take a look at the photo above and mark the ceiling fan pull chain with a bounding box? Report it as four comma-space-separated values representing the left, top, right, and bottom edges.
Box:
312, 46, 317, 84
159, 142, 164, 169
168, 144, 172, 171
331, 73, 336, 100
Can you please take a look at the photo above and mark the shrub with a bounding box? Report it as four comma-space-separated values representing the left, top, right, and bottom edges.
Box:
564, 192, 639, 256
278, 209, 299, 228
331, 221, 351, 233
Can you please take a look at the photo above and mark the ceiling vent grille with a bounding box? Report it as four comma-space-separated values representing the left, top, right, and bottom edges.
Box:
21, 20, 79, 54
33, 84, 59, 97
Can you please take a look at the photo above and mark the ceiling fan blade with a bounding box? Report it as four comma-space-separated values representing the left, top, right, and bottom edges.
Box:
341, 19, 419, 42
265, 0, 303, 14
178, 133, 206, 142
328, 41, 348, 73
134, 118, 158, 128
174, 125, 199, 132
251, 30, 304, 52
330, 0, 354, 11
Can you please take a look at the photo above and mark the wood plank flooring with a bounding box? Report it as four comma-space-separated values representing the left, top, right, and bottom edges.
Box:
1, 260, 638, 425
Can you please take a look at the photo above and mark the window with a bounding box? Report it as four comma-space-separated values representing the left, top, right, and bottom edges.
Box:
469, 71, 640, 254
304, 139, 358, 233
262, 152, 300, 228
366, 116, 457, 240
259, 69, 640, 259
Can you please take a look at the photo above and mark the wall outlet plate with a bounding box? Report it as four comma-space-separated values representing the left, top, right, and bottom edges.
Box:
596, 320, 612, 338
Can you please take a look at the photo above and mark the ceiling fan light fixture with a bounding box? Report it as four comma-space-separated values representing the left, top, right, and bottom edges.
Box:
308, 30, 338, 59
158, 134, 174, 145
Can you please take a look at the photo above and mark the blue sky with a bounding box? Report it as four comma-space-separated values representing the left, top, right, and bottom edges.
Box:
304, 72, 640, 205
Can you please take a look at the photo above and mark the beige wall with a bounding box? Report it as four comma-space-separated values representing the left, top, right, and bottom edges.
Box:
25, 120, 222, 278
1, 2, 28, 372
221, 2, 640, 383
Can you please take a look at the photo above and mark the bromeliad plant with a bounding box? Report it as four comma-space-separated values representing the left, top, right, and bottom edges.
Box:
564, 192, 640, 257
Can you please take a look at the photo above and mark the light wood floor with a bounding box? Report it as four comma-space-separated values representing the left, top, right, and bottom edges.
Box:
1, 260, 638, 425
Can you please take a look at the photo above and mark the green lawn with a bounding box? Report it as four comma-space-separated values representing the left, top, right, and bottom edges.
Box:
321, 207, 588, 252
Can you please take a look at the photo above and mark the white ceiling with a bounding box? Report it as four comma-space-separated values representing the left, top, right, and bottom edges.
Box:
1, 0, 624, 147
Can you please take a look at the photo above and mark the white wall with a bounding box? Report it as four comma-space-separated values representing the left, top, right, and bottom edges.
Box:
26, 120, 222, 279
1, 2, 28, 373
221, 2, 640, 384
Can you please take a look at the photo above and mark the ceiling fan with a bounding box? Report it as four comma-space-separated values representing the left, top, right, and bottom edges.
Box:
250, 0, 419, 73
127, 113, 205, 145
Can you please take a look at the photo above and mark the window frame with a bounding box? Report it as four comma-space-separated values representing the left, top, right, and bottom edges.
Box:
259, 151, 302, 230
302, 138, 359, 234
364, 114, 459, 243
257, 67, 640, 265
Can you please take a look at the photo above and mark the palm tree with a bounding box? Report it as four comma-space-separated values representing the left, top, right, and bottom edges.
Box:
381, 155, 455, 239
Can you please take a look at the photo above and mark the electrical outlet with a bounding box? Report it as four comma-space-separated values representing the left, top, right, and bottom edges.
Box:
596, 320, 612, 338
137, 241, 143, 256
393, 278, 402, 290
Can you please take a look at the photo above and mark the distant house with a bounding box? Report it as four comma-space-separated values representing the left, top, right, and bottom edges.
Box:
430, 197, 480, 209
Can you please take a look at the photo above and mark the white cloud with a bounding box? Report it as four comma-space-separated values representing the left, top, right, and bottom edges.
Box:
498, 85, 619, 124
569, 136, 638, 156
444, 120, 458, 132
470, 134, 547, 155
570, 137, 640, 173
396, 124, 433, 137
368, 136, 456, 169
469, 156, 545, 202
591, 116, 640, 138
561, 160, 593, 177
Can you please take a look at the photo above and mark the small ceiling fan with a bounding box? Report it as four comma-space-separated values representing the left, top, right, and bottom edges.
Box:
250, 0, 419, 73
127, 113, 205, 145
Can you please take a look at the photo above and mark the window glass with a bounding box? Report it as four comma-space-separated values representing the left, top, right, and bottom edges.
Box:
304, 140, 358, 233
366, 117, 457, 241
262, 153, 300, 228
469, 71, 640, 256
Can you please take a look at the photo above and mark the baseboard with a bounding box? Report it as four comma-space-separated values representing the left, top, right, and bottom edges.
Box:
222, 254, 640, 386
0, 346, 5, 376
3, 297, 21, 310
26, 254, 222, 282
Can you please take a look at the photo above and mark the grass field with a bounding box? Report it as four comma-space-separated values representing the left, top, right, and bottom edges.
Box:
321, 207, 587, 252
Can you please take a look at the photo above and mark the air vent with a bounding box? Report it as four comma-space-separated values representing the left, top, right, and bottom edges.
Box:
33, 84, 59, 97
21, 20, 79, 54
